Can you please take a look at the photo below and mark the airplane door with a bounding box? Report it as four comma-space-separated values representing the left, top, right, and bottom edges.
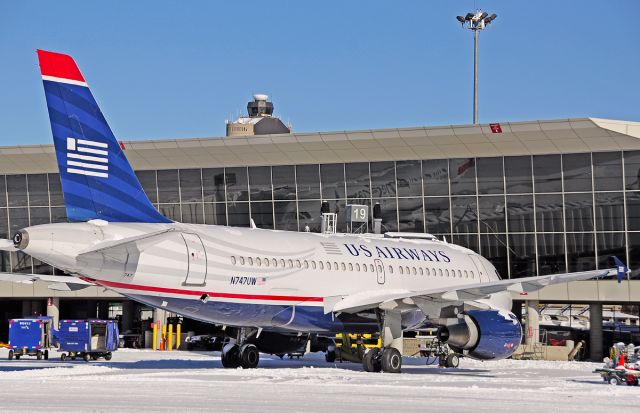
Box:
469, 254, 490, 283
374, 259, 385, 284
182, 233, 207, 285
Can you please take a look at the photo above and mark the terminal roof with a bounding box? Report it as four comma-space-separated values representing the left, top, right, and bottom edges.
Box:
1, 117, 640, 174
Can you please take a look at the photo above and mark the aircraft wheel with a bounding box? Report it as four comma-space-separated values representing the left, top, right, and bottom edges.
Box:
15, 354, 20, 360
325, 350, 336, 363
44, 350, 49, 360
446, 354, 460, 368
61, 353, 67, 361
36, 350, 43, 360
221, 344, 240, 368
105, 352, 113, 361
83, 353, 91, 362
91, 354, 99, 361
239, 344, 259, 369
8, 350, 14, 360
363, 348, 382, 373
381, 348, 402, 373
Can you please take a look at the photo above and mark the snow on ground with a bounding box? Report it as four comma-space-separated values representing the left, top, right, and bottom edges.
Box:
0, 348, 639, 413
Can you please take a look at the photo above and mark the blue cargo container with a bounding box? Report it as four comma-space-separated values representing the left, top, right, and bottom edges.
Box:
7, 317, 54, 360
57, 319, 119, 362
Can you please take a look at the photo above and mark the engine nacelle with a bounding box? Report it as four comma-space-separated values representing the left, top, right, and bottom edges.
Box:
437, 310, 522, 360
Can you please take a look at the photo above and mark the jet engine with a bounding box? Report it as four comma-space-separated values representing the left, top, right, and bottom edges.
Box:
436, 310, 522, 360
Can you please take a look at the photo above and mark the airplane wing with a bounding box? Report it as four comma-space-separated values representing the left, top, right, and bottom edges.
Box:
0, 272, 94, 291
326, 268, 616, 314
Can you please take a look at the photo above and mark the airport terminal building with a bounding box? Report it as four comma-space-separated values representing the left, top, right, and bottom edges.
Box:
1, 116, 640, 354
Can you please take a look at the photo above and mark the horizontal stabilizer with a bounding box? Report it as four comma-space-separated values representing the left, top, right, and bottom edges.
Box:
0, 272, 94, 291
77, 228, 176, 257
0, 239, 16, 252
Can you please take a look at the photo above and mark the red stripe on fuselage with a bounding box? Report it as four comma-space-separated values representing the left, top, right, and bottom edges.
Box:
37, 50, 85, 82
84, 277, 323, 303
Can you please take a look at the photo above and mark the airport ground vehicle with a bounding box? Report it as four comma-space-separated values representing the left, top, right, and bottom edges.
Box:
594, 367, 640, 386
7, 317, 54, 360
57, 319, 119, 361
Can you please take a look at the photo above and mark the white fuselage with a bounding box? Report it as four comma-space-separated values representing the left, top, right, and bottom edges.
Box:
17, 221, 507, 332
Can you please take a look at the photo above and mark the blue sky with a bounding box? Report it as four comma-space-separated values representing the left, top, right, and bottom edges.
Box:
1, 0, 639, 145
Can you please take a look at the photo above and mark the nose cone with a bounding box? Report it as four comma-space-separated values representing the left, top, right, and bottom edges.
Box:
13, 230, 29, 249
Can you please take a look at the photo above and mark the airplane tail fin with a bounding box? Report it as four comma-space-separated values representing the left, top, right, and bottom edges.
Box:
37, 50, 170, 223
612, 256, 629, 284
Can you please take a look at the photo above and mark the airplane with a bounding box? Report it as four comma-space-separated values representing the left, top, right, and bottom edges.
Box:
0, 50, 623, 373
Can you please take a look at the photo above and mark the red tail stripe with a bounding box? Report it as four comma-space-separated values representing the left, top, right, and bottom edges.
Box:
37, 49, 85, 82
90, 278, 323, 302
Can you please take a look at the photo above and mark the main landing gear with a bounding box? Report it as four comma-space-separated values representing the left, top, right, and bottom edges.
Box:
221, 329, 260, 369
362, 310, 404, 373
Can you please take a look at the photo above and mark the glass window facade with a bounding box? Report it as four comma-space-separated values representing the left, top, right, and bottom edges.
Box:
1, 150, 638, 279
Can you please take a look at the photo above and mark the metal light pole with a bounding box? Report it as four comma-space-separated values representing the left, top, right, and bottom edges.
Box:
457, 10, 497, 125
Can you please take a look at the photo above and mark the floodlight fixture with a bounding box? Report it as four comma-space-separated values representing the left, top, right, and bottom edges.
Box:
456, 9, 498, 125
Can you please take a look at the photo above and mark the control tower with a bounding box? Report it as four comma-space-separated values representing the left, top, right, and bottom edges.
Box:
226, 94, 291, 137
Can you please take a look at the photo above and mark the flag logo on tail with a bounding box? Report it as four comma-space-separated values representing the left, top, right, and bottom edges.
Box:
66, 137, 109, 178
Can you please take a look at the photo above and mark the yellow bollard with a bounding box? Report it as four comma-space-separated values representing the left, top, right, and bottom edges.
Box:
168, 324, 173, 351
176, 323, 181, 350
152, 322, 158, 351
161, 323, 167, 351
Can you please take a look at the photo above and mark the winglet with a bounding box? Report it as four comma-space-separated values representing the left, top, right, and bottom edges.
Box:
612, 256, 629, 284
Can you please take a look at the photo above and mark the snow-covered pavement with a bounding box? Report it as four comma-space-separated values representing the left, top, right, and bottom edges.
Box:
0, 349, 638, 412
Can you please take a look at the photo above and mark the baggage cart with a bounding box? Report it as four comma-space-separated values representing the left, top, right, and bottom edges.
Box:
57, 319, 119, 362
7, 317, 54, 360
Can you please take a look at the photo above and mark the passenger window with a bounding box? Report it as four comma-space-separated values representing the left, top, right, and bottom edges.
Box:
348, 263, 353, 271
377, 264, 383, 273
388, 266, 393, 274
370, 264, 375, 272
445, 269, 449, 277
471, 271, 475, 278
280, 259, 285, 267
248, 257, 254, 266
412, 267, 416, 275
363, 264, 367, 273
399, 266, 404, 275
272, 258, 277, 267
356, 263, 361, 272
464, 270, 468, 278
319, 261, 324, 270
341, 262, 346, 271
296, 259, 301, 268
425, 268, 430, 276
239, 257, 245, 265
311, 261, 317, 270
303, 260, 309, 269
231, 256, 236, 265
458, 270, 462, 278
264, 258, 269, 267
405, 266, 410, 275
419, 267, 423, 276
287, 259, 293, 268
256, 257, 262, 267
439, 269, 443, 277
326, 261, 331, 270
334, 262, 339, 270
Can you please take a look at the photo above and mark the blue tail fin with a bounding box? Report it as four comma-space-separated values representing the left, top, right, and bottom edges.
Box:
612, 256, 629, 284
37, 50, 170, 223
